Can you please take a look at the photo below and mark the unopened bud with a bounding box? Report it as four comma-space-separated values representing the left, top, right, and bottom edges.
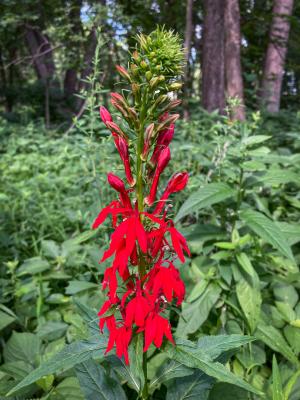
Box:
140, 60, 148, 69
150, 77, 160, 89
131, 83, 140, 96
130, 63, 139, 76
116, 65, 131, 82
145, 71, 152, 81
169, 82, 182, 91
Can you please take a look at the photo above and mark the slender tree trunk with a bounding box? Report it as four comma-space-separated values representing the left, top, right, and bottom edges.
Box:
183, 0, 194, 120
224, 0, 245, 121
260, 0, 294, 113
202, 0, 225, 114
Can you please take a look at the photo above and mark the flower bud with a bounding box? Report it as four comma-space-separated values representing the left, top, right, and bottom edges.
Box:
131, 83, 140, 96
100, 106, 113, 125
145, 71, 152, 81
169, 82, 182, 91
140, 60, 148, 69
132, 50, 139, 61
157, 114, 179, 132
145, 147, 171, 206
130, 63, 139, 76
106, 121, 128, 141
107, 173, 131, 208
141, 123, 155, 161
116, 65, 131, 82
150, 77, 160, 89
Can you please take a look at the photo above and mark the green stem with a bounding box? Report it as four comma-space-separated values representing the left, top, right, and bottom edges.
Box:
136, 90, 148, 399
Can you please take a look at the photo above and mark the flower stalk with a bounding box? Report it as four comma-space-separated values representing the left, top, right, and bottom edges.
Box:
94, 27, 189, 399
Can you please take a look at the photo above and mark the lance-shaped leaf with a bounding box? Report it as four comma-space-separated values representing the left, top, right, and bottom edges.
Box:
166, 370, 214, 400
165, 338, 263, 395
75, 359, 127, 400
240, 209, 294, 261
7, 334, 108, 396
175, 183, 236, 222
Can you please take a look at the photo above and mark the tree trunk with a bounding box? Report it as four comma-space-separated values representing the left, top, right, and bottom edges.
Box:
202, 0, 225, 114
224, 0, 245, 121
260, 0, 294, 113
183, 0, 194, 120
24, 26, 55, 80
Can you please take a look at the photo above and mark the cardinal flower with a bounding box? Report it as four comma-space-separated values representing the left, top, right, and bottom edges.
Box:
125, 289, 151, 327
154, 172, 189, 215
105, 324, 132, 364
145, 146, 171, 206
146, 262, 185, 305
144, 311, 174, 351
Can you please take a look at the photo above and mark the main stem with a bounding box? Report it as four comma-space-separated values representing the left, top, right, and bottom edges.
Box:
136, 93, 148, 399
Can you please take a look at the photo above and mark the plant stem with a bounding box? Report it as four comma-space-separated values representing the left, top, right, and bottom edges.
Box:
136, 90, 148, 398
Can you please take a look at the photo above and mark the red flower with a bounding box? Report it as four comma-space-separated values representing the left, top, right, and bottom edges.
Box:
150, 124, 174, 166
145, 147, 171, 206
154, 172, 189, 214
113, 134, 135, 186
99, 106, 113, 125
125, 290, 151, 327
106, 324, 132, 364
144, 312, 174, 351
107, 173, 132, 209
116, 65, 131, 82
146, 262, 185, 305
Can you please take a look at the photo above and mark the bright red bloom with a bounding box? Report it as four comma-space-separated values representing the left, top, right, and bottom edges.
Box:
146, 262, 185, 305
125, 291, 151, 327
145, 147, 171, 206
154, 172, 189, 214
106, 324, 132, 364
144, 312, 174, 351
99, 106, 113, 125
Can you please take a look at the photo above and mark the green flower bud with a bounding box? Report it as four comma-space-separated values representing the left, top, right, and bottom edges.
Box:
145, 71, 152, 81
150, 77, 160, 89
150, 51, 156, 58
169, 82, 182, 91
140, 60, 148, 69
158, 75, 165, 82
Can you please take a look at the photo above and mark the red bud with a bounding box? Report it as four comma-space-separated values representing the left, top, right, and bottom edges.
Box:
100, 106, 113, 125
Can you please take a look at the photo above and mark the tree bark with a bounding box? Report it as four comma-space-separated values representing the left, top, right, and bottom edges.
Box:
24, 26, 55, 81
202, 0, 225, 114
224, 0, 245, 121
183, 0, 194, 120
260, 0, 294, 113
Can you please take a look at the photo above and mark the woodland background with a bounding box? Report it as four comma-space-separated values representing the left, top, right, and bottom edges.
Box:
1, 1, 300, 399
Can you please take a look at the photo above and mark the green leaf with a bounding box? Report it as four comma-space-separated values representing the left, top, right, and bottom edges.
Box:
242, 135, 271, 147
73, 298, 99, 335
273, 284, 299, 309
165, 338, 262, 395
284, 326, 300, 355
240, 209, 294, 261
236, 277, 261, 333
107, 334, 144, 393
272, 355, 283, 400
175, 183, 236, 222
236, 253, 259, 285
41, 240, 60, 258
209, 383, 249, 400
75, 359, 127, 400
36, 321, 68, 341
166, 370, 214, 400
16, 257, 50, 276
196, 335, 255, 360
277, 222, 300, 246
7, 334, 108, 396
255, 323, 299, 365
177, 283, 221, 336
258, 169, 300, 186
65, 280, 98, 295
283, 370, 300, 400
3, 332, 41, 366
0, 310, 16, 331
52, 377, 84, 400
150, 360, 193, 389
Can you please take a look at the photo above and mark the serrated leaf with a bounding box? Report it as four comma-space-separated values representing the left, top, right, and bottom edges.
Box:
75, 359, 126, 400
65, 280, 98, 295
3, 332, 41, 366
196, 335, 255, 359
7, 334, 108, 396
242, 135, 271, 147
150, 360, 193, 388
255, 323, 299, 365
165, 338, 262, 395
41, 240, 60, 258
175, 183, 236, 222
240, 209, 294, 261
166, 370, 214, 400
236, 277, 261, 333
73, 298, 99, 335
17, 257, 50, 276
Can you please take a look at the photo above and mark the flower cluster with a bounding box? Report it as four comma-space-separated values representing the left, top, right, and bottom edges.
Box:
93, 28, 189, 365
